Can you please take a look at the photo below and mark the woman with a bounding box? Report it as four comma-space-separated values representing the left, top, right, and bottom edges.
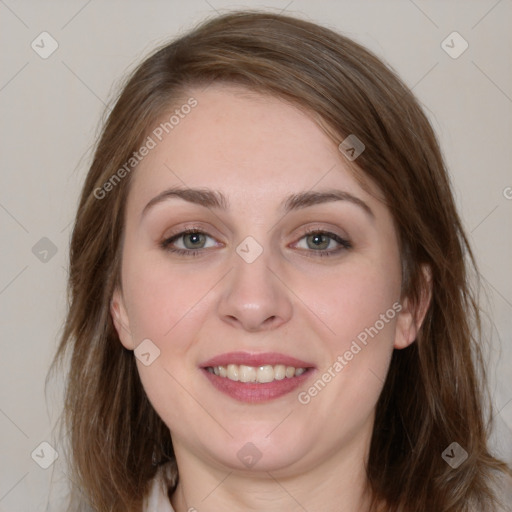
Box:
53, 10, 511, 512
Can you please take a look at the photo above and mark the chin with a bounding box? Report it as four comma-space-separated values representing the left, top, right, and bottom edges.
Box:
203, 428, 315, 474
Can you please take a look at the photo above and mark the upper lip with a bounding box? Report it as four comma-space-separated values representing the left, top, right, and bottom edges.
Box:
201, 351, 315, 369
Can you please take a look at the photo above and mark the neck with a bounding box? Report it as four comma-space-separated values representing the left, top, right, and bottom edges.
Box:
170, 429, 374, 512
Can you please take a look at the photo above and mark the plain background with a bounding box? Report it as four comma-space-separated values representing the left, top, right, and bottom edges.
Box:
0, 0, 511, 509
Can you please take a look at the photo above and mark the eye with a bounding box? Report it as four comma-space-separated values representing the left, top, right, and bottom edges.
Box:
293, 229, 352, 257
160, 229, 219, 256
160, 227, 351, 258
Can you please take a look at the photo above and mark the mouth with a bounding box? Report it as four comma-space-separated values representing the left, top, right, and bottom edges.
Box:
200, 352, 315, 403
205, 363, 308, 383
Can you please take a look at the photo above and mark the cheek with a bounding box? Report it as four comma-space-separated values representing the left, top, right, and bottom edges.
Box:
122, 250, 218, 345
302, 251, 401, 409
310, 254, 401, 351
122, 254, 218, 428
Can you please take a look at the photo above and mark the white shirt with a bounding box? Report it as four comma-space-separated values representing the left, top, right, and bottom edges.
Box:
143, 466, 175, 512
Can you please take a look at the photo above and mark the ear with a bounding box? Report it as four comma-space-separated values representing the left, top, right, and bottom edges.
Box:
110, 287, 135, 350
394, 264, 432, 349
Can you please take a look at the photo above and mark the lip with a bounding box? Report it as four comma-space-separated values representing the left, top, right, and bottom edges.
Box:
200, 351, 316, 403
200, 351, 315, 369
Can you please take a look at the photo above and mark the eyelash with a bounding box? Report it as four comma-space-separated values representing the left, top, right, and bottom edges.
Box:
160, 226, 352, 258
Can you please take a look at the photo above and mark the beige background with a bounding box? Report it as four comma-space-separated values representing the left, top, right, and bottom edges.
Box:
0, 0, 511, 509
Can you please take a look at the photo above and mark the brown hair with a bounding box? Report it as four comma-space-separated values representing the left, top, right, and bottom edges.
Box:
51, 9, 510, 511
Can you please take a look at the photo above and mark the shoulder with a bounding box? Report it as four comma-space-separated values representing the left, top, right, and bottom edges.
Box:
143, 464, 176, 512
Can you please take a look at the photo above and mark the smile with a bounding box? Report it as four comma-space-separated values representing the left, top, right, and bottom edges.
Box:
206, 364, 307, 383
200, 352, 315, 403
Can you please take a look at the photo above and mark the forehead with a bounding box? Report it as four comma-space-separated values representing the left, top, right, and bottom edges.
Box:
128, 83, 377, 210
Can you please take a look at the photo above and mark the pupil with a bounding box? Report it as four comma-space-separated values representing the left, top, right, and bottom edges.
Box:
185, 232, 204, 248
309, 233, 328, 250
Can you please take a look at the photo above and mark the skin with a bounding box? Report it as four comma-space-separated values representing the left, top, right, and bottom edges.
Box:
111, 83, 430, 512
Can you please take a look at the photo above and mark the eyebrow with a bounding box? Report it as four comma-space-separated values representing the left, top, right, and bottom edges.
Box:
141, 186, 374, 219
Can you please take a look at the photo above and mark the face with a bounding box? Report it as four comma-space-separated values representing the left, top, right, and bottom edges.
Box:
111, 83, 419, 476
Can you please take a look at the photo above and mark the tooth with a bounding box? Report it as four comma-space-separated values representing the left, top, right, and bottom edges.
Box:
227, 364, 239, 381
239, 365, 257, 383
213, 363, 307, 383
285, 366, 295, 378
273, 364, 286, 380
257, 365, 275, 383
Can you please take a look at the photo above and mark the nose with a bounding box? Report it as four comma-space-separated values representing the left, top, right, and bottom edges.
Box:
217, 246, 293, 332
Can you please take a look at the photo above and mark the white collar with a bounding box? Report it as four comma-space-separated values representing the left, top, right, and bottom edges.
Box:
143, 465, 175, 512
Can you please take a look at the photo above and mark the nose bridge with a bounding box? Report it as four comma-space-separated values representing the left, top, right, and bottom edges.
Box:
217, 235, 293, 331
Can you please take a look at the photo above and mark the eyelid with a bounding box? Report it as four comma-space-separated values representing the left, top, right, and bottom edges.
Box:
162, 222, 222, 242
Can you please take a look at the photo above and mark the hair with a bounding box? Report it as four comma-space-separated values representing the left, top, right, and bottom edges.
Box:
51, 9, 510, 512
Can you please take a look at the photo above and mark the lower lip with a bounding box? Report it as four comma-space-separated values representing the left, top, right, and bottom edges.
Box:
201, 368, 315, 403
